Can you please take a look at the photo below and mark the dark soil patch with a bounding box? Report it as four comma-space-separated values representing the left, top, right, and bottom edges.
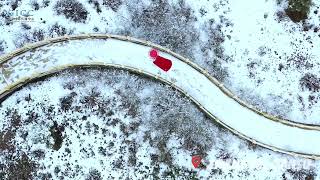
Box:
0, 109, 22, 152
50, 121, 64, 150
0, 130, 15, 152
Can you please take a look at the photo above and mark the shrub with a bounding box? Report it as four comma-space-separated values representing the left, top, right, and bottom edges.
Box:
11, 0, 21, 10
129, 0, 198, 59
283, 168, 316, 180
85, 169, 102, 180
145, 86, 215, 154
88, 0, 102, 13
0, 40, 7, 54
48, 23, 73, 37
5, 153, 38, 179
285, 0, 311, 22
14, 28, 45, 47
30, 0, 40, 10
42, 0, 50, 7
128, 0, 229, 81
103, 0, 122, 12
300, 73, 320, 92
21, 23, 31, 30
54, 0, 88, 23
0, 10, 12, 25
200, 20, 230, 81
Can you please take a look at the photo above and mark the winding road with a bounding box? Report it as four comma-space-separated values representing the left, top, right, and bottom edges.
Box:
0, 34, 320, 159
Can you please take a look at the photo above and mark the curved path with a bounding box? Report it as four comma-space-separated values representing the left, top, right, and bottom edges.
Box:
0, 34, 320, 159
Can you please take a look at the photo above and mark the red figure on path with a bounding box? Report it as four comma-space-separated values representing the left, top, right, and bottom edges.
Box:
192, 155, 202, 168
149, 49, 172, 72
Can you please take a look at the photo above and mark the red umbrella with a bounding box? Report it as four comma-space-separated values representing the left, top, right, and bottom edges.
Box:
192, 155, 202, 168
149, 49, 172, 72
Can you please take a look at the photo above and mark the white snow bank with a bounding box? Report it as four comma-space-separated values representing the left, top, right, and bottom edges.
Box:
1, 37, 320, 157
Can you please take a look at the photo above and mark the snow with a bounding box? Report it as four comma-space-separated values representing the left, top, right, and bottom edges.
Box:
0, 0, 319, 124
0, 67, 318, 179
221, 0, 320, 124
1, 0, 320, 179
1, 37, 320, 157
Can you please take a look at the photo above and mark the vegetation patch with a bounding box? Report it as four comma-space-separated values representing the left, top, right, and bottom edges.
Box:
129, 0, 198, 59
48, 23, 74, 37
300, 73, 320, 92
50, 121, 64, 151
103, 0, 122, 12
283, 168, 316, 180
285, 0, 312, 22
14, 28, 45, 47
0, 40, 7, 54
4, 153, 38, 179
54, 0, 88, 23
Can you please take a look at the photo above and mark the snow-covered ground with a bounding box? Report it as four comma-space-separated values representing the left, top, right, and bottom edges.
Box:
0, 68, 318, 179
0, 0, 319, 125
222, 0, 320, 125
1, 37, 320, 157
1, 0, 320, 179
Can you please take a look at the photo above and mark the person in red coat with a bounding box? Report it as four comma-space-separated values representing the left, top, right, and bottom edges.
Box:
149, 49, 172, 72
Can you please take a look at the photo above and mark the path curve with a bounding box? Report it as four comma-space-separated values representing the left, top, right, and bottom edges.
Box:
0, 34, 319, 159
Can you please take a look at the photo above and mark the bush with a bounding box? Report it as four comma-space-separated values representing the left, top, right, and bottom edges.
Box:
85, 169, 102, 180
0, 40, 7, 54
200, 20, 230, 81
89, 0, 102, 13
0, 10, 12, 25
144, 85, 215, 154
42, 0, 50, 7
283, 168, 316, 180
300, 73, 320, 92
103, 0, 122, 12
21, 23, 31, 30
54, 0, 88, 23
30, 0, 40, 10
285, 0, 311, 22
48, 23, 73, 37
128, 0, 229, 81
5, 153, 38, 179
11, 0, 21, 10
129, 0, 199, 59
14, 29, 45, 47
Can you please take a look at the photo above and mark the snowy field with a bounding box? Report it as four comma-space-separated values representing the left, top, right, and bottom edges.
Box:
0, 67, 318, 179
0, 0, 320, 179
1, 37, 320, 157
0, 0, 319, 125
